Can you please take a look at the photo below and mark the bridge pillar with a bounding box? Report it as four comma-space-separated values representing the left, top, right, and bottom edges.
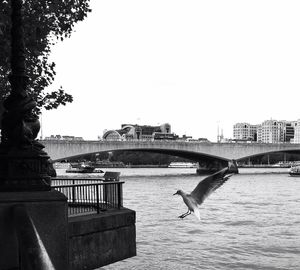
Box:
196, 159, 228, 175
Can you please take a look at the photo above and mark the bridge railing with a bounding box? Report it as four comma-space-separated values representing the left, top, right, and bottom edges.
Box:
52, 178, 123, 216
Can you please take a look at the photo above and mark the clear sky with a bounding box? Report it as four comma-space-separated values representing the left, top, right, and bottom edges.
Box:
42, 0, 300, 142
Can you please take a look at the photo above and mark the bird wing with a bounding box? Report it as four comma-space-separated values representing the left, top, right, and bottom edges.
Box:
190, 167, 233, 205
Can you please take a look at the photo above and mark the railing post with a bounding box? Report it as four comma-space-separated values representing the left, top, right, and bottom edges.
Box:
117, 183, 122, 209
103, 183, 108, 207
96, 184, 100, 214
72, 179, 75, 203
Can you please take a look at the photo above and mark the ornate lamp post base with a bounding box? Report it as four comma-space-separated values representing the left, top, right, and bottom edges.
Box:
0, 149, 51, 191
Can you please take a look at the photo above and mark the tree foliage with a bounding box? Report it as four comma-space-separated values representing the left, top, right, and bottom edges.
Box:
0, 0, 91, 113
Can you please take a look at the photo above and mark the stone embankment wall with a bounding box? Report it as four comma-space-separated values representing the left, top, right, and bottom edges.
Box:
68, 208, 136, 270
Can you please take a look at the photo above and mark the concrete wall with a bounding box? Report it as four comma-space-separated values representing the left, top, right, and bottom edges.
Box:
68, 208, 136, 270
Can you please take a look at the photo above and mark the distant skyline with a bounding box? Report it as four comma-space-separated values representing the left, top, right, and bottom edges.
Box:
41, 0, 300, 142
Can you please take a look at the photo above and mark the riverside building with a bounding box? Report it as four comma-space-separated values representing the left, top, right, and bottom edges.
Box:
291, 120, 300, 143
44, 135, 84, 141
257, 120, 285, 143
102, 123, 178, 141
257, 120, 296, 143
233, 123, 258, 141
284, 122, 296, 142
233, 120, 296, 143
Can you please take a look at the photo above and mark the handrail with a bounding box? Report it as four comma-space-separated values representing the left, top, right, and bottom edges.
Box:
52, 177, 104, 181
52, 181, 124, 188
52, 181, 124, 216
52, 177, 121, 182
13, 204, 55, 270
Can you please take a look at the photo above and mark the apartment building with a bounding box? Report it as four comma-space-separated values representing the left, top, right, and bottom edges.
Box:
284, 122, 296, 142
233, 123, 258, 141
291, 120, 300, 143
233, 120, 295, 143
257, 120, 285, 143
256, 120, 296, 143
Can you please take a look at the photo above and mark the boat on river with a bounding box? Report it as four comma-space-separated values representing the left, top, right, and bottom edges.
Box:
168, 162, 198, 168
66, 163, 103, 174
289, 165, 300, 176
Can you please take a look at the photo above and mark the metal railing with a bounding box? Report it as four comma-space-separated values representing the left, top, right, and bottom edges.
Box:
52, 178, 123, 216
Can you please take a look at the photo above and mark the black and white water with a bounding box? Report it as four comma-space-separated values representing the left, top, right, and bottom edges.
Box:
62, 167, 300, 270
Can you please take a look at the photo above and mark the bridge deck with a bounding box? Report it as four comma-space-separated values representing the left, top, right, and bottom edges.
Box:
42, 140, 300, 161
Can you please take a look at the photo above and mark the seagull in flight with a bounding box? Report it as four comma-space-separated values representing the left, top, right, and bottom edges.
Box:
173, 161, 237, 220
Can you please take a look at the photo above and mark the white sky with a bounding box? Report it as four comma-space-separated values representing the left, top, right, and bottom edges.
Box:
42, 0, 300, 142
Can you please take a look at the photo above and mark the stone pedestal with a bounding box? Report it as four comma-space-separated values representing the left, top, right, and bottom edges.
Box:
0, 149, 52, 191
0, 190, 68, 270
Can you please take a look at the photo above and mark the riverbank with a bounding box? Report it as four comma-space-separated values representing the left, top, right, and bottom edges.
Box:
238, 164, 291, 168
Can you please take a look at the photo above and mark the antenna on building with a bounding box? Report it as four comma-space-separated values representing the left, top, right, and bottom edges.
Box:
217, 121, 220, 142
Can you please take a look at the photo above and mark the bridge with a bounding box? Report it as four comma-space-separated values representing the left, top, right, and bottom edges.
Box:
42, 140, 300, 162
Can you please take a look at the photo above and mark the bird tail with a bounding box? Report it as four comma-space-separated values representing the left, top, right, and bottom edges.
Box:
193, 208, 201, 221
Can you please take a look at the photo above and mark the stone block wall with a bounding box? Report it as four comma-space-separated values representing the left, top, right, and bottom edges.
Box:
68, 208, 136, 270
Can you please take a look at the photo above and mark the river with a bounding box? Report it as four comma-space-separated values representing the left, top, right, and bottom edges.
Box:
58, 167, 300, 270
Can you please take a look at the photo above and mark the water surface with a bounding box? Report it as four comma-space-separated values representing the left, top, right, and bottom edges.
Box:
59, 168, 300, 270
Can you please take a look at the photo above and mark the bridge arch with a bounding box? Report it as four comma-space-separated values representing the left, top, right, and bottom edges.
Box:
237, 149, 300, 161
50, 147, 229, 163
